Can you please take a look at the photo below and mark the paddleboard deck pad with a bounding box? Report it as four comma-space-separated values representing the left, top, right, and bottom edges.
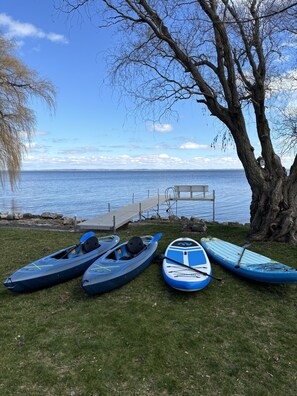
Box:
200, 237, 297, 284
162, 237, 212, 291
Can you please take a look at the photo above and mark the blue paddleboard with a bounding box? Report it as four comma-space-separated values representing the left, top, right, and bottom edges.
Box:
200, 237, 297, 284
162, 237, 212, 292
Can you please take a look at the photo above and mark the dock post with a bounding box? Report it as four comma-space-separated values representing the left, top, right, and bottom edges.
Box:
213, 190, 215, 221
139, 203, 142, 220
113, 216, 116, 233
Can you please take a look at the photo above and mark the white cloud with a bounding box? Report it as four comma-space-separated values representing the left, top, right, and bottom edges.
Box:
158, 153, 170, 159
147, 122, 173, 133
269, 69, 297, 96
22, 151, 245, 170
24, 141, 50, 153
0, 13, 68, 44
47, 32, 67, 43
279, 154, 295, 169
180, 142, 209, 149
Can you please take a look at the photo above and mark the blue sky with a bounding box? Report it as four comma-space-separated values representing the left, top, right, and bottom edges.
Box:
0, 1, 293, 170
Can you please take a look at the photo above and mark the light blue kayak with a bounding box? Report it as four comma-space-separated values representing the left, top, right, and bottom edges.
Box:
3, 233, 120, 293
200, 237, 297, 284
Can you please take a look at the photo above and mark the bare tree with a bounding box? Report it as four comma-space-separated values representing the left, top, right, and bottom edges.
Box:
0, 36, 55, 187
61, 0, 297, 243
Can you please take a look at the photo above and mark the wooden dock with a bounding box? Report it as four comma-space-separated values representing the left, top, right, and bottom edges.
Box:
77, 195, 167, 231
77, 184, 216, 232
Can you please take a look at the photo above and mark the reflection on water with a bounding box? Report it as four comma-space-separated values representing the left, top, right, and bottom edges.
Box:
10, 199, 21, 214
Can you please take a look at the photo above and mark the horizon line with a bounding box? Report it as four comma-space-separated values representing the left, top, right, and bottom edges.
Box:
19, 168, 245, 172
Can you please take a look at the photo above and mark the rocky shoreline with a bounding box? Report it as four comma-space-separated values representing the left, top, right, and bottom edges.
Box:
0, 211, 249, 232
0, 212, 85, 231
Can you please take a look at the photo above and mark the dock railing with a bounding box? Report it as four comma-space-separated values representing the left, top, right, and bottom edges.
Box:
166, 185, 215, 221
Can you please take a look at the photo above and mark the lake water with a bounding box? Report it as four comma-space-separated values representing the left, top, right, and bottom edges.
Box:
0, 170, 251, 223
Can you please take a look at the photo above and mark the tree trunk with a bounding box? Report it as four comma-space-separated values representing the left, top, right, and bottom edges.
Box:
227, 112, 297, 244
247, 84, 297, 243
249, 173, 297, 244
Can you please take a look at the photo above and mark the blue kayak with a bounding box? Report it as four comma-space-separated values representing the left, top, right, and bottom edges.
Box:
3, 233, 120, 293
200, 237, 297, 284
82, 233, 162, 295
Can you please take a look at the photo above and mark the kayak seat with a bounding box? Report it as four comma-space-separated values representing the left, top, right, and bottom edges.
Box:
126, 236, 144, 256
107, 247, 127, 260
82, 236, 100, 253
52, 249, 71, 260
119, 255, 131, 260
68, 246, 81, 258
107, 245, 132, 260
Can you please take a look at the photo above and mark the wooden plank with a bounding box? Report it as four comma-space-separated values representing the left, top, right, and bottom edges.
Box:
77, 195, 167, 231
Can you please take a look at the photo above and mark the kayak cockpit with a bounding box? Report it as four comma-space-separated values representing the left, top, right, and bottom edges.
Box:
105, 236, 146, 261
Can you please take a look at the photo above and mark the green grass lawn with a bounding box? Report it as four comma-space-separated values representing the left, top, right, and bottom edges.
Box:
0, 222, 296, 395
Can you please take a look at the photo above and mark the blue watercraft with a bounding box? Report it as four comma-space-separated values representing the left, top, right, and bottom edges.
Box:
200, 237, 297, 284
82, 233, 162, 295
162, 237, 212, 292
3, 232, 120, 292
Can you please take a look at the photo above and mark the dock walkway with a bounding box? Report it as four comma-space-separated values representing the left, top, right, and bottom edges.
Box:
77, 184, 216, 232
77, 195, 166, 231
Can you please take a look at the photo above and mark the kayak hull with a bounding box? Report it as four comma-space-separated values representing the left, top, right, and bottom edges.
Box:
82, 235, 159, 295
3, 235, 120, 292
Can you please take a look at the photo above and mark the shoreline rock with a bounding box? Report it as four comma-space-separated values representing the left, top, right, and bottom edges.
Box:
0, 212, 85, 231
0, 211, 250, 232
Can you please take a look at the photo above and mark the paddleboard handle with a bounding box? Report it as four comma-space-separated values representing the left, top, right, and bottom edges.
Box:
234, 243, 251, 268
157, 254, 222, 282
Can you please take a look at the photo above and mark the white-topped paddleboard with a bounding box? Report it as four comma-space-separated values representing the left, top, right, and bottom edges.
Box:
162, 237, 212, 292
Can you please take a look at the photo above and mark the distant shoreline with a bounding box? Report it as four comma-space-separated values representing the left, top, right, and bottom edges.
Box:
18, 168, 245, 172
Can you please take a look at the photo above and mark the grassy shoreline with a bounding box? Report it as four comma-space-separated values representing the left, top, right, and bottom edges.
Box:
1, 223, 296, 395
